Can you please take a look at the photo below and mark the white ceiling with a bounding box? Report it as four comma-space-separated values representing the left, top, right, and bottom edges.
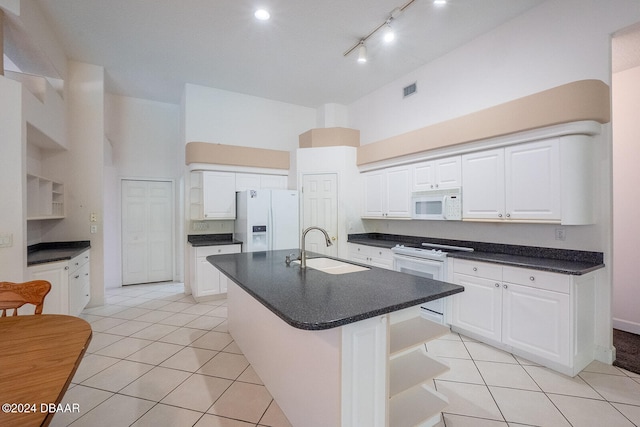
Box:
27, 1, 547, 107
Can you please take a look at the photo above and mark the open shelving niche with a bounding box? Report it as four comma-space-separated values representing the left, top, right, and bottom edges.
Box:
389, 314, 451, 427
27, 173, 64, 220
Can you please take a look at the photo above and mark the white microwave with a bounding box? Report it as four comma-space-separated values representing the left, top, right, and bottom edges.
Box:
411, 188, 462, 220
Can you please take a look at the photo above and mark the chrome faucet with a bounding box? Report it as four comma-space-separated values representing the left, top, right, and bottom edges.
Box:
299, 226, 333, 268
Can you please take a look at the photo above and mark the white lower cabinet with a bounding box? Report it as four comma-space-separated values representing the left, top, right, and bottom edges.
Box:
450, 258, 595, 376
347, 243, 394, 270
192, 244, 241, 300
28, 249, 91, 316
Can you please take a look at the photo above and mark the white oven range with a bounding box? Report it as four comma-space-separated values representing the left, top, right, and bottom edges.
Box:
392, 243, 473, 324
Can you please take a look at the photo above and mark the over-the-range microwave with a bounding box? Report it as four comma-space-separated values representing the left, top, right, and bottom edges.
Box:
411, 187, 462, 220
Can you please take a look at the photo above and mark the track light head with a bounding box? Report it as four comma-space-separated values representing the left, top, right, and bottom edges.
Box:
357, 42, 367, 63
383, 22, 395, 43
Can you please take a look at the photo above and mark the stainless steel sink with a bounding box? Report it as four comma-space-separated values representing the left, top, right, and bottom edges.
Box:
292, 257, 370, 275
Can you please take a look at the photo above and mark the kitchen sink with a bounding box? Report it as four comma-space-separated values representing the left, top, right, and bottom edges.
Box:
292, 257, 370, 275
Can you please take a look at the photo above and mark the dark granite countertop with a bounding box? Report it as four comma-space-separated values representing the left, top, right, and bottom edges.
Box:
348, 233, 604, 276
27, 241, 91, 266
208, 249, 464, 331
188, 233, 242, 247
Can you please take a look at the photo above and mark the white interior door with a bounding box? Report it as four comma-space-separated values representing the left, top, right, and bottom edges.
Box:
302, 174, 338, 257
122, 179, 173, 285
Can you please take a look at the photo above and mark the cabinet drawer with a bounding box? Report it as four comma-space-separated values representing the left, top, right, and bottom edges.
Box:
69, 250, 90, 272
196, 244, 241, 258
453, 259, 502, 281
503, 266, 570, 294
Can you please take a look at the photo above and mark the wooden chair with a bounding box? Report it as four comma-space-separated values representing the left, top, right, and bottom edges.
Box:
0, 280, 52, 316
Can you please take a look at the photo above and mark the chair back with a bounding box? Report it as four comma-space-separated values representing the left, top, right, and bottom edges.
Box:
0, 280, 52, 316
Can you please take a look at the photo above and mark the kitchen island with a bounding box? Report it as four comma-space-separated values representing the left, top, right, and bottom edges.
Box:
208, 249, 464, 427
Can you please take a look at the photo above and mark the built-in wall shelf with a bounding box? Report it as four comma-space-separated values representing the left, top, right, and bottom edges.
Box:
388, 314, 451, 427
389, 385, 449, 427
389, 347, 449, 397
390, 315, 450, 355
27, 174, 64, 220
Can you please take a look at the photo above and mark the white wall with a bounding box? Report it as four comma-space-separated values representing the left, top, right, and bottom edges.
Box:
43, 61, 106, 307
349, 0, 638, 145
183, 83, 316, 151
103, 94, 182, 287
0, 76, 26, 281
347, 0, 640, 362
612, 65, 640, 334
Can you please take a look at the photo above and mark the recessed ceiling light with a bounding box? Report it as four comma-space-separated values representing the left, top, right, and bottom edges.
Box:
433, 0, 447, 5
254, 9, 270, 20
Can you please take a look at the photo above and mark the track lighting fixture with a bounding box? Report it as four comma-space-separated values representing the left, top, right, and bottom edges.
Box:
383, 21, 395, 43
357, 42, 367, 63
343, 0, 418, 62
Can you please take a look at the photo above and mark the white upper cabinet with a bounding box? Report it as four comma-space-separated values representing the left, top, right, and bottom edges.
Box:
462, 139, 562, 222
363, 166, 411, 219
505, 139, 561, 221
461, 148, 506, 220
236, 173, 287, 191
190, 171, 236, 220
412, 156, 461, 191
202, 172, 236, 219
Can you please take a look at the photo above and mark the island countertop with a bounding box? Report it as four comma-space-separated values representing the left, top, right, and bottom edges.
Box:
207, 249, 464, 331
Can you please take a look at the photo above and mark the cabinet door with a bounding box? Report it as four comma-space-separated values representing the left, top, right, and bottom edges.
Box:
29, 262, 69, 315
362, 171, 385, 218
412, 162, 436, 192
461, 149, 505, 220
235, 173, 261, 191
195, 256, 221, 297
451, 273, 502, 342
385, 166, 411, 218
505, 139, 561, 221
435, 156, 461, 188
202, 172, 236, 219
260, 174, 287, 189
502, 282, 570, 365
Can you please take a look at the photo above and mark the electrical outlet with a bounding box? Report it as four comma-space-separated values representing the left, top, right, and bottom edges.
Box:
193, 222, 209, 231
90, 225, 98, 234
555, 228, 566, 241
90, 212, 98, 222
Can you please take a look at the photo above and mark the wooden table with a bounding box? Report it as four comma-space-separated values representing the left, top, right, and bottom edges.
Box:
0, 315, 92, 427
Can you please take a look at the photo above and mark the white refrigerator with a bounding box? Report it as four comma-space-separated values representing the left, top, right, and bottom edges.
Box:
235, 190, 299, 252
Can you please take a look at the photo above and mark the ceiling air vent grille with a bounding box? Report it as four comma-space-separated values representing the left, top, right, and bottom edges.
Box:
403, 82, 417, 98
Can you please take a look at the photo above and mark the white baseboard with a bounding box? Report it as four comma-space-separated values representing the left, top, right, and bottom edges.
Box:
594, 344, 616, 365
612, 318, 640, 335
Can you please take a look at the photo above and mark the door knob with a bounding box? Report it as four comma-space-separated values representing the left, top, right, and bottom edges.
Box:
331, 236, 336, 241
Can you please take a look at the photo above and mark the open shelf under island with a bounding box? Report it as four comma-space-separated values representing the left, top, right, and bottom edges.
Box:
208, 249, 464, 427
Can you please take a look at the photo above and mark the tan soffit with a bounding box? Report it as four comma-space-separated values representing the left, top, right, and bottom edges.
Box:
185, 142, 290, 170
299, 127, 360, 148
357, 79, 610, 166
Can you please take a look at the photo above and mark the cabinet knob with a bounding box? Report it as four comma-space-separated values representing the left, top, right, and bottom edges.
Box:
473, 267, 478, 272
65, 266, 69, 270
217, 249, 222, 253
498, 213, 503, 218
506, 213, 511, 218
529, 276, 535, 281
74, 275, 80, 279
503, 284, 508, 289
495, 283, 500, 287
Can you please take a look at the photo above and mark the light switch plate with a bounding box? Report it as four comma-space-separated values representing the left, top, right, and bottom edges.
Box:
0, 233, 13, 248
90, 212, 98, 222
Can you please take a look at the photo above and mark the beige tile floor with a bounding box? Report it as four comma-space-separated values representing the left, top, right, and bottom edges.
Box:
51, 282, 640, 427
